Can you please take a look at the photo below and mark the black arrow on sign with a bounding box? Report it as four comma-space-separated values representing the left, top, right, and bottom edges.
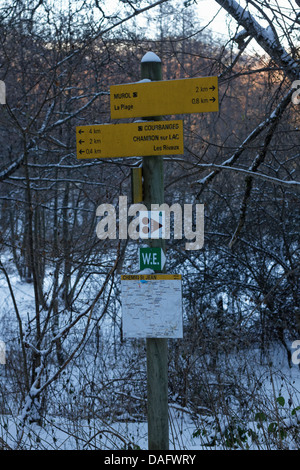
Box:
79, 139, 85, 144
209, 85, 216, 91
210, 97, 216, 102
79, 149, 85, 154
78, 129, 84, 134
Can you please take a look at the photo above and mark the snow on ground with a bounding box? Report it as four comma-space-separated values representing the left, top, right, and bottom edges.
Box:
0, 260, 300, 450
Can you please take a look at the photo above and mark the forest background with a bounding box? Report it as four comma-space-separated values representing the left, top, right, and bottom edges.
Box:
0, 0, 299, 450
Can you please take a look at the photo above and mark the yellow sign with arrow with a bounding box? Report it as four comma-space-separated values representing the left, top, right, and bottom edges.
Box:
110, 76, 218, 119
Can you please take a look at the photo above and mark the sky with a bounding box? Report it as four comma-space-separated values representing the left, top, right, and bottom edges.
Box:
194, 0, 231, 37
51, 0, 298, 56
103, 0, 232, 39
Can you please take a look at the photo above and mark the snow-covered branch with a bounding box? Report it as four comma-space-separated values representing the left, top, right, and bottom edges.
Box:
193, 162, 300, 190
47, 91, 106, 131
0, 152, 25, 182
214, 0, 300, 82
195, 87, 296, 190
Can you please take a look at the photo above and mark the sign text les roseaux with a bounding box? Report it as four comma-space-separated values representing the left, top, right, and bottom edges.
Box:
76, 120, 183, 159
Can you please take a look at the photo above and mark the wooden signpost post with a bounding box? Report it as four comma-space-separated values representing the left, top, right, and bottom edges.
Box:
76, 50, 219, 451
140, 53, 170, 450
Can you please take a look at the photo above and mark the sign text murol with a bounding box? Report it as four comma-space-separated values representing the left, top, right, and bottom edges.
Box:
110, 76, 218, 119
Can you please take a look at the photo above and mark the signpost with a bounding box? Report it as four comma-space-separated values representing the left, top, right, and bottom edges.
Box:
76, 49, 219, 451
110, 75, 218, 119
76, 120, 184, 159
139, 247, 166, 272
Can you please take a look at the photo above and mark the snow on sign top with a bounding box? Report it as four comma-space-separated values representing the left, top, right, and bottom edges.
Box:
141, 51, 161, 63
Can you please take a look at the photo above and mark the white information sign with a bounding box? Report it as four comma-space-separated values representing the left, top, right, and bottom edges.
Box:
121, 274, 183, 338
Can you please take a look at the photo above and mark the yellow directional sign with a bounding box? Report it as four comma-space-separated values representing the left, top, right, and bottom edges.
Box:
110, 76, 218, 119
76, 120, 184, 159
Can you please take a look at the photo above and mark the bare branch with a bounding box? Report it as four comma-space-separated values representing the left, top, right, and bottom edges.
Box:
195, 86, 296, 193
214, 0, 300, 82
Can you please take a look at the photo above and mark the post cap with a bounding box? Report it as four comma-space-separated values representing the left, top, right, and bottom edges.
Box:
141, 52, 161, 63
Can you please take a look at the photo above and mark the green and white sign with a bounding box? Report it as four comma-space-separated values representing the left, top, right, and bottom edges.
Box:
139, 247, 166, 272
